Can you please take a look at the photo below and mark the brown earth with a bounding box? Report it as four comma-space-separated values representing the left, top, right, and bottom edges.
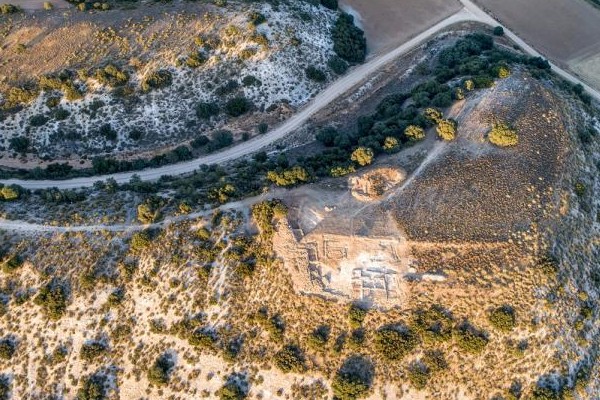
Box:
391, 72, 571, 242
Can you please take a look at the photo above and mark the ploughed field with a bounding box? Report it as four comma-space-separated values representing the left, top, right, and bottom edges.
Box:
474, 0, 600, 91
339, 0, 461, 54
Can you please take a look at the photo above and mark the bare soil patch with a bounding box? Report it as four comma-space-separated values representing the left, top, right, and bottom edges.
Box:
349, 167, 405, 202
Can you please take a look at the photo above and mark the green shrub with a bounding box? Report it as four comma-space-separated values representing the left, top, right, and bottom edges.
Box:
30, 114, 49, 127
0, 375, 10, 400
404, 125, 425, 141
147, 353, 174, 386
320, 0, 337, 9
53, 108, 70, 120
2, 254, 23, 273
412, 305, 453, 343
34, 280, 68, 320
207, 130, 234, 152
488, 122, 518, 146
98, 123, 117, 141
257, 122, 268, 134
348, 304, 367, 328
242, 75, 261, 87
0, 339, 16, 360
306, 66, 327, 82
436, 119, 457, 141
274, 344, 305, 373
407, 363, 429, 390
267, 166, 309, 186
188, 329, 216, 349
332, 356, 373, 400
574, 182, 586, 197
94, 64, 129, 87
454, 323, 488, 354
350, 147, 374, 166
80, 341, 108, 362
141, 70, 173, 92
332, 13, 366, 63
422, 349, 448, 372
373, 326, 418, 361
537, 255, 559, 276
308, 325, 330, 349
0, 185, 20, 201
216, 381, 246, 400
77, 373, 108, 400
3, 86, 39, 109
9, 136, 30, 153
248, 11, 266, 25
493, 26, 504, 36
328, 56, 349, 74
0, 4, 18, 14
196, 101, 219, 119
185, 52, 206, 68
488, 305, 517, 332
225, 96, 252, 117
137, 197, 162, 224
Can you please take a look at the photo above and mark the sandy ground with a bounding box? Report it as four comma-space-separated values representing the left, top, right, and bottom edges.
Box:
339, 0, 462, 55
11, 0, 71, 9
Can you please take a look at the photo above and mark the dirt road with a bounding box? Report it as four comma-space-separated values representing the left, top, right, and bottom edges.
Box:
1, 1, 599, 191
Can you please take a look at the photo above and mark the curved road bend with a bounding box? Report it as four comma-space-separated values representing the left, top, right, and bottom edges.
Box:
1, 1, 599, 192
0, 8, 477, 190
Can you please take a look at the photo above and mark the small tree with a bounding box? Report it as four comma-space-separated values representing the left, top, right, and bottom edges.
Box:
0, 338, 16, 360
274, 344, 305, 373
383, 136, 400, 152
306, 66, 327, 82
217, 381, 246, 400
147, 353, 174, 386
351, 147, 374, 166
225, 97, 251, 117
348, 303, 367, 328
77, 373, 108, 400
424, 108, 443, 124
320, 0, 338, 10
454, 323, 488, 354
196, 102, 219, 119
488, 305, 517, 332
373, 326, 418, 361
436, 119, 457, 141
404, 125, 425, 141
332, 356, 374, 400
0, 375, 10, 400
493, 26, 504, 36
488, 122, 518, 146
34, 280, 68, 320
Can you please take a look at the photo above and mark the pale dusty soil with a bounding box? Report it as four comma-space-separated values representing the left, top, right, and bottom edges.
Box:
475, 0, 600, 61
339, 0, 462, 55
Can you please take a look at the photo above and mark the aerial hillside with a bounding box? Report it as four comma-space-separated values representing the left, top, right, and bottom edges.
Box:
0, 27, 599, 399
0, 0, 364, 168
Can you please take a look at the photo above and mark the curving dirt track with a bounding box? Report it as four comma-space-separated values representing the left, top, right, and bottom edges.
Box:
1, 0, 599, 191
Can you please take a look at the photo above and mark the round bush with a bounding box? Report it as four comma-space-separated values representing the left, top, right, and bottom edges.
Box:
488, 123, 518, 146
